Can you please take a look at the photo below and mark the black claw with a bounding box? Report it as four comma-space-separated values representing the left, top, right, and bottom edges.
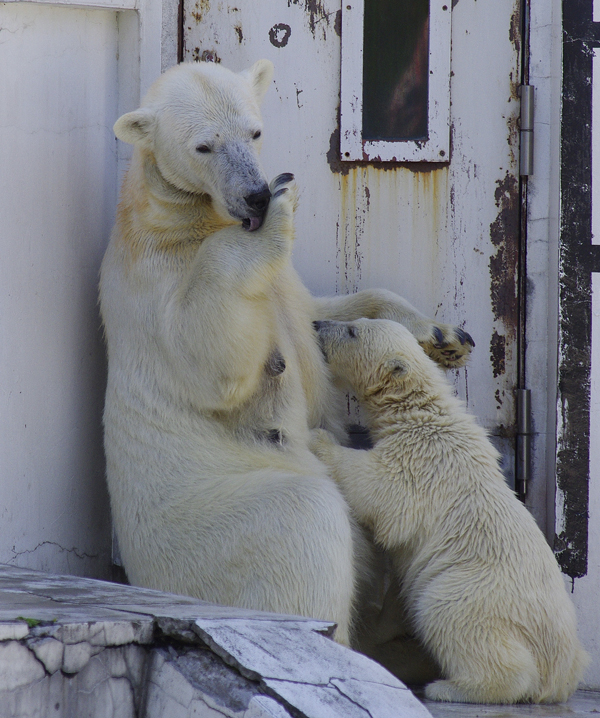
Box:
273, 172, 294, 188
432, 326, 448, 348
273, 187, 289, 199
454, 327, 475, 348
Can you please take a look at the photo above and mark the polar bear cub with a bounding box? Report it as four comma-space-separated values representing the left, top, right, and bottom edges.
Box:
311, 318, 588, 703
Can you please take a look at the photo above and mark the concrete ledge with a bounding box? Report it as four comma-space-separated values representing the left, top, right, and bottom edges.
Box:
0, 564, 432, 718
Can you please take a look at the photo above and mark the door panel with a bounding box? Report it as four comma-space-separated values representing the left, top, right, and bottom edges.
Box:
183, 0, 521, 481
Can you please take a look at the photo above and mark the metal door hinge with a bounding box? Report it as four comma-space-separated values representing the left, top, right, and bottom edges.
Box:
516, 388, 532, 497
519, 85, 535, 176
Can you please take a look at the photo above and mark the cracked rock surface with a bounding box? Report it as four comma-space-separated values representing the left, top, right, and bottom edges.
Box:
0, 564, 432, 718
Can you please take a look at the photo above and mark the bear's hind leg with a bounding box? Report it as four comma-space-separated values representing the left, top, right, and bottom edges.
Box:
424, 635, 540, 704
206, 470, 357, 646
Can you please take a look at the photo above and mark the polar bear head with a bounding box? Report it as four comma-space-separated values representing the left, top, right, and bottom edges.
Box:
114, 60, 274, 230
313, 318, 442, 400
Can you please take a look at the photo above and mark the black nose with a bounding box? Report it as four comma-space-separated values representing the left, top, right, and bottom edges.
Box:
245, 187, 271, 215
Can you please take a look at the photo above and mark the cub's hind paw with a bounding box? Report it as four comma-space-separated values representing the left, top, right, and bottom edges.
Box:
425, 680, 468, 702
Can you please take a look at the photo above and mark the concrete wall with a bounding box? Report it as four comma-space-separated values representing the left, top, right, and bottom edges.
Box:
0, 0, 172, 578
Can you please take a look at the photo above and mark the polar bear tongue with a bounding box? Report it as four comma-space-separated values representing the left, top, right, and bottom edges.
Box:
243, 216, 263, 232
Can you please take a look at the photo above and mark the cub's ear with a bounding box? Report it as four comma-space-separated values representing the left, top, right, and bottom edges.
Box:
242, 59, 274, 104
384, 357, 409, 379
113, 108, 156, 146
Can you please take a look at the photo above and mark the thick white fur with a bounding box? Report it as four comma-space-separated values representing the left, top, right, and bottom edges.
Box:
311, 318, 588, 701
100, 60, 472, 645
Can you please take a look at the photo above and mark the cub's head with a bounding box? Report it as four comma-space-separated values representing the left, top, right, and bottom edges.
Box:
313, 318, 440, 400
114, 59, 274, 230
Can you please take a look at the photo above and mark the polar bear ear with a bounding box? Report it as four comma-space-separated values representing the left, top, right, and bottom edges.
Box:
113, 108, 156, 146
384, 358, 409, 379
241, 59, 274, 104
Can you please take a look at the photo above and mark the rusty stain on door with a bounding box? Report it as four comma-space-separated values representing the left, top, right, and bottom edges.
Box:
489, 172, 519, 387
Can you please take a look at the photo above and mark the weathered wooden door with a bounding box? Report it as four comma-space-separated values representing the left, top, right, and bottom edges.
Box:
182, 0, 522, 484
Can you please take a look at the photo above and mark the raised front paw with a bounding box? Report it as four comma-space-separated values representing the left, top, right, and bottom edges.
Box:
270, 173, 298, 210
418, 323, 475, 369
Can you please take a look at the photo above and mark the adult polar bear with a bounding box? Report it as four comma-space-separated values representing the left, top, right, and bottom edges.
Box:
100, 59, 473, 645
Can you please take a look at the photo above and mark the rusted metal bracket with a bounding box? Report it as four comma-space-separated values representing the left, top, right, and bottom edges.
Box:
519, 85, 535, 176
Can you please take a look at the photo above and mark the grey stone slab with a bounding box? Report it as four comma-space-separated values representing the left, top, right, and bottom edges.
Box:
0, 645, 146, 718
28, 636, 64, 674
194, 618, 400, 686
145, 646, 295, 718
0, 564, 337, 628
246, 696, 295, 718
194, 618, 433, 718
0, 565, 202, 606
0, 564, 435, 718
267, 678, 433, 718
0, 641, 46, 691
0, 609, 154, 643
0, 623, 29, 641
138, 602, 337, 628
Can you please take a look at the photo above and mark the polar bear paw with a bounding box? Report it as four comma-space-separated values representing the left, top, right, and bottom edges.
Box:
269, 173, 299, 212
425, 679, 472, 703
417, 322, 475, 369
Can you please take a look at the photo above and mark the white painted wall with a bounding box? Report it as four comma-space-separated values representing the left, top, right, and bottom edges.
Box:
0, 0, 171, 578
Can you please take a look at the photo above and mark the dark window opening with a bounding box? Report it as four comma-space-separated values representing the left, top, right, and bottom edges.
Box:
362, 0, 430, 141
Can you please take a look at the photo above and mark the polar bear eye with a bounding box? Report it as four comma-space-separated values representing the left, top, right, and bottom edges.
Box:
196, 144, 211, 154
347, 326, 357, 338
252, 130, 262, 140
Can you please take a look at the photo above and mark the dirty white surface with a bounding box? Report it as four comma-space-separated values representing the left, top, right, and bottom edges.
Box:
0, 564, 433, 718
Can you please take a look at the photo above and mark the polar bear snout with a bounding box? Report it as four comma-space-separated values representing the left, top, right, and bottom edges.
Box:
245, 186, 271, 213
242, 186, 271, 231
